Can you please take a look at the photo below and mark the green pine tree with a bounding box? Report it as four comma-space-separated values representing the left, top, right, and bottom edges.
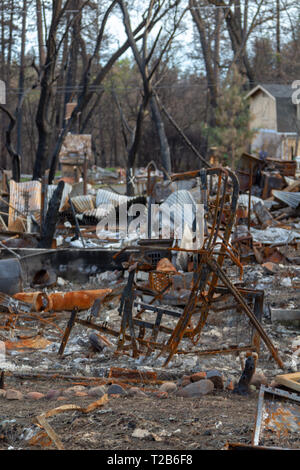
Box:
207, 65, 255, 169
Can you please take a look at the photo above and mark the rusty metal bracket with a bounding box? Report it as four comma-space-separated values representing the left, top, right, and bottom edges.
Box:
252, 385, 300, 448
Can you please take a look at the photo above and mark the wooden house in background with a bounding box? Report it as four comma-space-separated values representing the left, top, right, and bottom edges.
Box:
245, 84, 300, 161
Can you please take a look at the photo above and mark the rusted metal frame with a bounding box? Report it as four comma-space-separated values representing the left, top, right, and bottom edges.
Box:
207, 285, 264, 354
250, 290, 264, 354
133, 300, 182, 356
75, 318, 122, 338
189, 170, 240, 341
252, 385, 267, 447
176, 345, 258, 356
207, 258, 284, 369
133, 281, 172, 319
193, 169, 239, 335
145, 308, 164, 357
252, 385, 300, 448
134, 302, 182, 319
117, 270, 138, 357
146, 161, 158, 196
157, 262, 212, 366
170, 170, 201, 181
189, 284, 214, 344
74, 317, 167, 352
156, 170, 235, 354
197, 167, 237, 254
137, 325, 146, 345
210, 303, 245, 313
111, 168, 239, 363
206, 171, 228, 250
210, 175, 228, 248
132, 318, 172, 333
58, 309, 77, 356
117, 266, 173, 356
214, 169, 240, 265
214, 242, 244, 278
204, 169, 219, 249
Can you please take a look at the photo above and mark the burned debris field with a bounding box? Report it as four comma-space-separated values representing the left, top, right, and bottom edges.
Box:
1, 0, 300, 454
0, 161, 299, 452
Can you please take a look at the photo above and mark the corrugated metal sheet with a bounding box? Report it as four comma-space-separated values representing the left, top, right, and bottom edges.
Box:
71, 195, 95, 213
8, 180, 42, 230
273, 190, 300, 209
96, 189, 132, 208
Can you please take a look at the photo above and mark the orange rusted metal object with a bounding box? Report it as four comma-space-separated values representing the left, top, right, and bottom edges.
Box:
252, 385, 300, 449
13, 292, 46, 310
44, 289, 112, 312
14, 289, 112, 312
5, 335, 52, 350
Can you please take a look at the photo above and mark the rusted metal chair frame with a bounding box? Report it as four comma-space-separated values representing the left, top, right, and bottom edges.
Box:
115, 167, 283, 368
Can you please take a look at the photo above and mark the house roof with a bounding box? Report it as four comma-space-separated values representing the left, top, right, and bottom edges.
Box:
246, 83, 299, 134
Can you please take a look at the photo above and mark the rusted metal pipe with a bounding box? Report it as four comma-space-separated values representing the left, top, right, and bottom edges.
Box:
14, 289, 112, 312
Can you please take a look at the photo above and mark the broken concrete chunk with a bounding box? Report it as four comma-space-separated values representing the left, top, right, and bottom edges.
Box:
6, 389, 23, 400
271, 308, 300, 325
159, 382, 177, 394
45, 389, 62, 400
88, 385, 107, 398
176, 379, 214, 398
132, 428, 151, 439
62, 386, 86, 397
250, 373, 268, 389
107, 384, 126, 396
26, 392, 45, 400
127, 387, 147, 397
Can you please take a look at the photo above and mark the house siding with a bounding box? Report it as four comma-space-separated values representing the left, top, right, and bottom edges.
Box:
249, 90, 277, 131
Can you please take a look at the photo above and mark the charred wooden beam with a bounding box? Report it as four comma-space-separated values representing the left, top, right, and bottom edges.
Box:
38, 180, 64, 248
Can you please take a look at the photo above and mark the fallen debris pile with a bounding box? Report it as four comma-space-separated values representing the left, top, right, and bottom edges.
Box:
0, 159, 299, 450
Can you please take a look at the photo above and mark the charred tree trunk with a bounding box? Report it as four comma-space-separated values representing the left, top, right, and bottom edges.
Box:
0, 105, 21, 182
38, 180, 64, 248
33, 0, 64, 180
36, 0, 45, 67
16, 0, 27, 158
150, 94, 171, 176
